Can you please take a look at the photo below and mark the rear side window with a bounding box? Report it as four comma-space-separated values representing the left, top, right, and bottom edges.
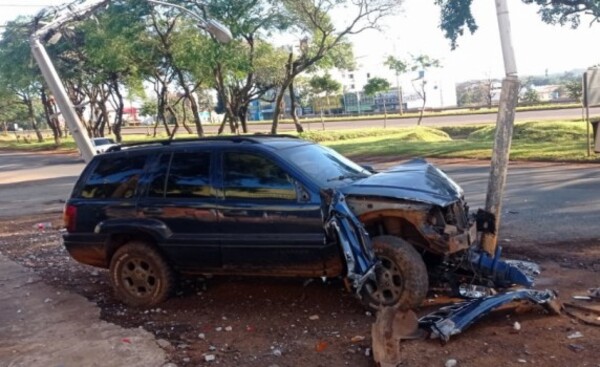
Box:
79, 155, 146, 199
223, 152, 296, 201
147, 151, 212, 198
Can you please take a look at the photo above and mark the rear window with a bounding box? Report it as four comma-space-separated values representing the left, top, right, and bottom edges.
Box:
78, 155, 147, 199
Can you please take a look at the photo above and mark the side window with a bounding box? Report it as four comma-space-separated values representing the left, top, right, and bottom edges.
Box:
147, 154, 172, 198
164, 152, 212, 198
79, 155, 146, 199
223, 152, 297, 201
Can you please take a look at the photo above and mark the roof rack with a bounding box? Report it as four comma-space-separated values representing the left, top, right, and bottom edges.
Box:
109, 134, 300, 151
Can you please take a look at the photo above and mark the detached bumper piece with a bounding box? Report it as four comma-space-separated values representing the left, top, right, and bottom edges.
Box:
322, 190, 379, 293
468, 246, 539, 288
418, 289, 560, 343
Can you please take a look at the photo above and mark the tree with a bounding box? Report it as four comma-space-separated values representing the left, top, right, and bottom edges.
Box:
309, 73, 341, 130
410, 55, 441, 125
384, 56, 408, 115
564, 79, 583, 102
522, 88, 540, 104
0, 19, 46, 143
270, 0, 401, 134
363, 77, 391, 127
436, 0, 600, 49
200, 0, 289, 134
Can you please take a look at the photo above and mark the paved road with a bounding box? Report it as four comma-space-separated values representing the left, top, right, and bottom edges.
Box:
123, 106, 600, 135
1, 151, 600, 244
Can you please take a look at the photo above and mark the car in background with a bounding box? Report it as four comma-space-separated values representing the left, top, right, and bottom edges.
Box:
91, 137, 119, 154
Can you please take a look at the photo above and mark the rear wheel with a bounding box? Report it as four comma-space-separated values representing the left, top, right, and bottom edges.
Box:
360, 236, 428, 310
109, 241, 174, 307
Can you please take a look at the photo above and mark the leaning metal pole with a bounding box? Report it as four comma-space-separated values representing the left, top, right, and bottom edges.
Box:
481, 0, 520, 256
30, 0, 110, 163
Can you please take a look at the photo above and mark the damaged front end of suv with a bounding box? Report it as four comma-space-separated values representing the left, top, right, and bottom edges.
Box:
332, 159, 536, 306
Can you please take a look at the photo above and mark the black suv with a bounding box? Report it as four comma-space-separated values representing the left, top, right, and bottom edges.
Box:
63, 135, 504, 309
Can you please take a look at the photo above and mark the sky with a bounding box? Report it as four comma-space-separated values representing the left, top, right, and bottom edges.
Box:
1, 0, 599, 83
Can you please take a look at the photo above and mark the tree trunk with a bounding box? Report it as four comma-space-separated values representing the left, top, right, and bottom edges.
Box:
25, 97, 44, 143
1, 121, 7, 136
383, 98, 387, 128
180, 102, 194, 134
417, 85, 426, 126
166, 105, 179, 140
187, 94, 203, 137
218, 113, 228, 135
111, 78, 124, 143
238, 105, 249, 133
271, 81, 291, 134
40, 89, 61, 145
288, 81, 304, 133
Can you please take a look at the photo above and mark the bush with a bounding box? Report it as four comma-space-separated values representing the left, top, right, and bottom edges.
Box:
468, 121, 587, 142
300, 126, 451, 143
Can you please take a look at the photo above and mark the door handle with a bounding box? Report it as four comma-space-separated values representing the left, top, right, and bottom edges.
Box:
143, 207, 163, 215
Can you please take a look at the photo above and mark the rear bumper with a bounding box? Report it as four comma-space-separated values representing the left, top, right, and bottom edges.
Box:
62, 232, 109, 268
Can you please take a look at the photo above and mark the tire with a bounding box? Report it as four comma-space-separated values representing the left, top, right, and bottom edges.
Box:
360, 236, 428, 311
109, 241, 174, 307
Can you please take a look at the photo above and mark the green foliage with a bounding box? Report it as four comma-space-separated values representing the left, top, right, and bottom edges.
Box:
564, 79, 583, 101
522, 89, 541, 104
468, 120, 588, 142
363, 77, 391, 96
309, 74, 341, 95
300, 126, 451, 143
436, 0, 600, 49
384, 56, 408, 74
435, 0, 477, 50
522, 0, 600, 27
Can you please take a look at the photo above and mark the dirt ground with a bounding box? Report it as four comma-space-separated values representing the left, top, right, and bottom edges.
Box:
0, 213, 599, 367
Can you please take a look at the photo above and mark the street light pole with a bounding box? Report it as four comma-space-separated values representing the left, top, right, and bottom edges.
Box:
30, 0, 232, 163
481, 0, 520, 256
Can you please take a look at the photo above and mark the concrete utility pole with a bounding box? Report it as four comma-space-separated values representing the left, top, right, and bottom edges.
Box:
30, 0, 232, 163
481, 0, 520, 256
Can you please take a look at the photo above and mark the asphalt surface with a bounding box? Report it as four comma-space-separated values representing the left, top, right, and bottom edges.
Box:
122, 106, 600, 135
2, 151, 600, 244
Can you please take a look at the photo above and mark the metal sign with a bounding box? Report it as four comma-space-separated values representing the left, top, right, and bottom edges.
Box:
584, 68, 600, 107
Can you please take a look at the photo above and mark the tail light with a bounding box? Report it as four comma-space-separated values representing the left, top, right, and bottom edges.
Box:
63, 204, 77, 232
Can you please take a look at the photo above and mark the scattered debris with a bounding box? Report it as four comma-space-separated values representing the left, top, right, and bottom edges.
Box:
517, 359, 527, 363
445, 359, 458, 367
513, 321, 521, 332
272, 348, 282, 357
308, 315, 319, 321
225, 326, 233, 332
563, 302, 600, 326
372, 307, 421, 367
350, 335, 365, 343
204, 354, 215, 362
568, 344, 585, 353
567, 331, 583, 339
198, 333, 205, 340
589, 287, 600, 300
419, 289, 559, 343
315, 341, 328, 352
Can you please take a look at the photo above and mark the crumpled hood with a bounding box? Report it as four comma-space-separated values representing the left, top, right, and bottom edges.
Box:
340, 158, 464, 207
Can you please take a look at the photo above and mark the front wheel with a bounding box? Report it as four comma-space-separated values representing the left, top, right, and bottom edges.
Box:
109, 241, 174, 307
360, 236, 428, 310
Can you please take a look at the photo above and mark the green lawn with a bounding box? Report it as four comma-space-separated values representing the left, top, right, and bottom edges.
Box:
1, 119, 598, 162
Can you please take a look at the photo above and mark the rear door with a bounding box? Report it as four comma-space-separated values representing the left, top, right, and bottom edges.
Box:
138, 149, 220, 270
216, 149, 325, 275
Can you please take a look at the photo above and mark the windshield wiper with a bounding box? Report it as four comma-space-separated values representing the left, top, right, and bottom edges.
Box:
327, 173, 369, 182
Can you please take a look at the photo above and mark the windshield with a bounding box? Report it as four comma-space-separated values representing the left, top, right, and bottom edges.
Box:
279, 143, 371, 187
